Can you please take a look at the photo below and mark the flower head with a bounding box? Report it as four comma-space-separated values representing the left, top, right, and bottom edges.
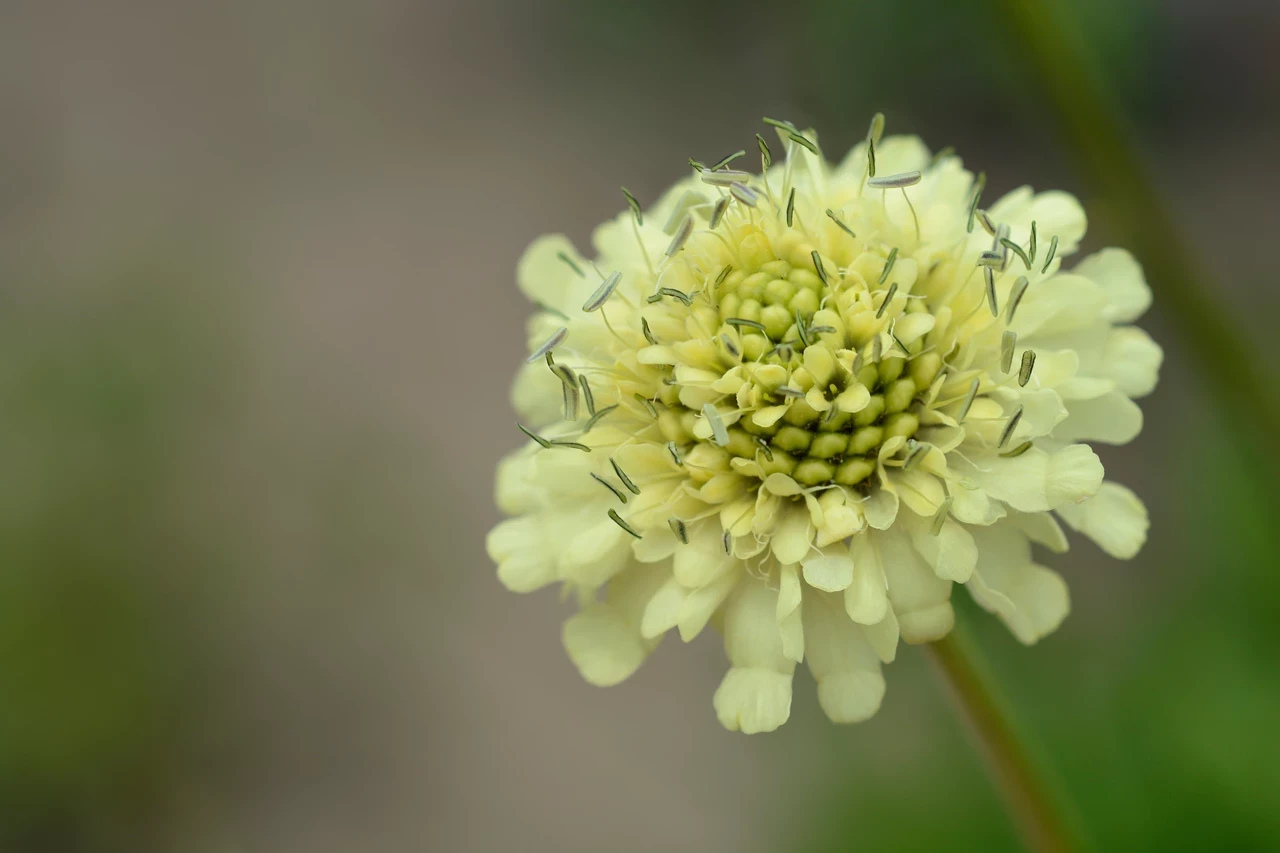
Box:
488, 118, 1161, 732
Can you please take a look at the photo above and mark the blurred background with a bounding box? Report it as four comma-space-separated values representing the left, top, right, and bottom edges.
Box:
1, 0, 1278, 850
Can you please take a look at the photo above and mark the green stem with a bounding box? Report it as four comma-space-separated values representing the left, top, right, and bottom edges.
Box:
995, 0, 1280, 487
926, 629, 1081, 853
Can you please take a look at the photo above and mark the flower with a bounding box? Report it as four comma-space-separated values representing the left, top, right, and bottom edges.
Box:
487, 117, 1161, 733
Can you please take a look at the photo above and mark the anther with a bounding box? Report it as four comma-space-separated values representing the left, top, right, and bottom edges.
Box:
877, 282, 899, 319
1018, 350, 1036, 387
642, 317, 659, 345
825, 209, 856, 238
967, 171, 986, 233
930, 496, 954, 536
763, 116, 799, 133
975, 209, 997, 237
668, 517, 689, 544
1042, 235, 1059, 273
1000, 237, 1032, 270
583, 404, 617, 433
608, 508, 642, 539
867, 171, 922, 189
700, 169, 752, 187
633, 393, 659, 418
582, 271, 622, 312
811, 250, 829, 286
756, 438, 774, 461
788, 132, 818, 154
710, 150, 746, 171
999, 440, 1033, 458
658, 287, 693, 306
665, 215, 693, 257
526, 327, 568, 364
756, 134, 772, 168
516, 422, 551, 448
725, 317, 766, 332
1007, 275, 1029, 323
1028, 220, 1038, 264
721, 333, 740, 358
729, 182, 759, 207
578, 374, 596, 415
591, 472, 628, 504
977, 251, 1004, 268
879, 247, 899, 284
548, 439, 591, 452
715, 264, 734, 286
557, 251, 584, 278
610, 458, 641, 495
957, 378, 980, 422
984, 266, 999, 317
776, 386, 804, 398
621, 187, 643, 225
786, 187, 796, 226
998, 406, 1024, 449
722, 530, 733, 555
702, 403, 730, 447
709, 196, 730, 229
666, 440, 683, 466
1001, 331, 1017, 373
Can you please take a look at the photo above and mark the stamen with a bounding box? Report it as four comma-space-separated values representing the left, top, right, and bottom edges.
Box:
608, 508, 643, 539
756, 134, 772, 168
516, 422, 551, 448
658, 287, 693, 306
729, 182, 759, 207
710, 196, 730, 229
1018, 350, 1036, 387
722, 530, 733, 555
666, 440, 683, 466
702, 403, 730, 447
808, 325, 836, 335
999, 440, 1033, 458
1000, 237, 1032, 270
984, 266, 999, 316
725, 317, 766, 332
795, 310, 812, 347
582, 271, 623, 312
645, 292, 663, 304
788, 132, 818, 154
1001, 330, 1017, 373
721, 333, 740, 358
549, 439, 591, 452
879, 247, 899, 284
665, 215, 694, 257
825, 209, 856, 238
811, 250, 829, 286
715, 264, 734, 286
1007, 275, 1029, 323
556, 251, 585, 278
867, 136, 877, 178
967, 171, 986, 232
1028, 220, 1038, 264
1041, 235, 1059, 273
668, 517, 689, 544
975, 209, 997, 237
689, 158, 706, 171
957, 378, 980, 422
700, 169, 752, 187
621, 187, 643, 225
637, 319, 657, 349
776, 386, 804, 398
756, 438, 774, 461
711, 150, 746, 171
930, 497, 954, 535
977, 251, 1004, 267
867, 171, 922, 189
591, 472, 628, 504
998, 406, 1024, 449
763, 116, 799, 133
633, 393, 659, 418
526, 327, 568, 364
876, 282, 899, 319
786, 187, 796, 226
553, 364, 579, 420
583, 404, 618, 433
902, 440, 926, 470
578, 374, 596, 415
610, 458, 641, 495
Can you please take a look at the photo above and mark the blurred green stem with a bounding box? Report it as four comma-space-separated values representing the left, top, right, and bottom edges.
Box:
927, 629, 1080, 853
996, 0, 1280, 488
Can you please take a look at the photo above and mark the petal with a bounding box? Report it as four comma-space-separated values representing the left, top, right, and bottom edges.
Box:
1098, 327, 1163, 399
487, 515, 556, 593
640, 576, 685, 639
676, 571, 739, 641
772, 504, 815, 564
803, 591, 886, 724
1056, 391, 1143, 445
968, 525, 1069, 644
845, 534, 889, 625
960, 445, 1103, 513
1073, 247, 1152, 322
912, 519, 978, 583
517, 233, 586, 311
880, 529, 955, 643
777, 564, 805, 662
562, 563, 667, 686
713, 577, 796, 733
1056, 480, 1149, 559
988, 188, 1087, 256
802, 547, 855, 592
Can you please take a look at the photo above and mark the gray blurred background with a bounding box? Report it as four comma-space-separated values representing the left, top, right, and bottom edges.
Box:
1, 1, 1278, 851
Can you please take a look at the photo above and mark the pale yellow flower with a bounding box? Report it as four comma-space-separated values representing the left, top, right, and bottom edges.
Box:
487, 118, 1160, 732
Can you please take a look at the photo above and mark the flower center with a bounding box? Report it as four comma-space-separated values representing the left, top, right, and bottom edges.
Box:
645, 215, 945, 490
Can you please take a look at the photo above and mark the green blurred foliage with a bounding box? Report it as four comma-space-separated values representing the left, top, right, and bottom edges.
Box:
0, 252, 235, 851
